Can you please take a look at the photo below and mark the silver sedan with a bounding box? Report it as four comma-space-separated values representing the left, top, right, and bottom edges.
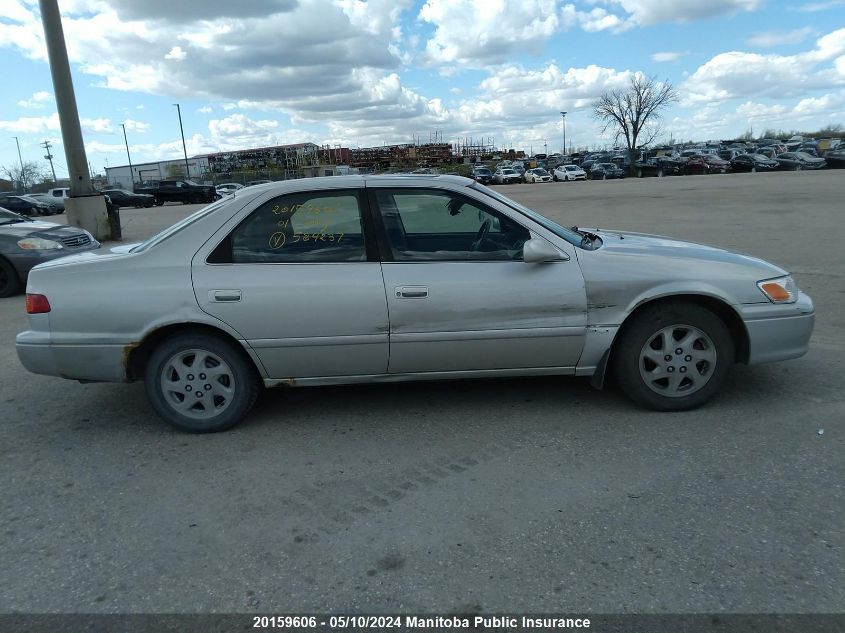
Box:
16, 176, 814, 432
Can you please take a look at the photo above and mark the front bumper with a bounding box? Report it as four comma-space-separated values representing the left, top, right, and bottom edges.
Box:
742, 292, 815, 364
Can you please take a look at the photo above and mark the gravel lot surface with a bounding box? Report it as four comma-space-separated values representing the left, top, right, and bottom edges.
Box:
1, 172, 842, 613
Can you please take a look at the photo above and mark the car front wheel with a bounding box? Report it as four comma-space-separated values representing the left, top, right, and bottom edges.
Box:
144, 334, 260, 433
612, 302, 734, 411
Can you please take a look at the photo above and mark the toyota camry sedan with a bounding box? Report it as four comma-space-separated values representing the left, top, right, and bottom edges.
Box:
16, 176, 814, 432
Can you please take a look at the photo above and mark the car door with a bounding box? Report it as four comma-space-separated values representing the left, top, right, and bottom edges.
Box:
370, 186, 586, 375
192, 187, 389, 379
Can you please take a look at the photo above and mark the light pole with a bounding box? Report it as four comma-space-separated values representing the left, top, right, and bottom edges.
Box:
120, 122, 134, 186
12, 136, 25, 192
560, 111, 567, 155
173, 103, 190, 178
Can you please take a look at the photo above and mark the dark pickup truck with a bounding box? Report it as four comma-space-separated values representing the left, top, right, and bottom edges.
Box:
134, 180, 218, 205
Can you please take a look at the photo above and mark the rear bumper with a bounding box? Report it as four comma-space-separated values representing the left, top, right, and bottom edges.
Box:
742, 293, 815, 364
16, 330, 127, 382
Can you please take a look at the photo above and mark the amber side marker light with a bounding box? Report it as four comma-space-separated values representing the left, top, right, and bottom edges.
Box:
760, 283, 791, 301
26, 294, 51, 314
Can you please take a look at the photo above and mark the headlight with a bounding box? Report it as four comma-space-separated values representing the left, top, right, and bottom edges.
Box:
757, 275, 798, 304
17, 238, 64, 250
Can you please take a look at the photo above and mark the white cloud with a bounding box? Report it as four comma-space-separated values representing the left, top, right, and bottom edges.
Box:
418, 0, 575, 66
606, 0, 763, 27
81, 117, 114, 133
123, 118, 150, 133
17, 90, 52, 109
164, 45, 186, 60
652, 51, 687, 62
683, 28, 845, 104
796, 0, 845, 11
198, 105, 213, 114
0, 113, 60, 134
748, 27, 814, 48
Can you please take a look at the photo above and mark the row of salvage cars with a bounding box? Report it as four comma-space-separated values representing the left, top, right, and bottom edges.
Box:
635, 151, 833, 177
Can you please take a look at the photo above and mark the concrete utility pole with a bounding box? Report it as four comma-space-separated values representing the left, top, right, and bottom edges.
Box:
39, 0, 111, 240
173, 103, 190, 178
12, 136, 26, 192
39, 0, 112, 240
41, 140, 57, 183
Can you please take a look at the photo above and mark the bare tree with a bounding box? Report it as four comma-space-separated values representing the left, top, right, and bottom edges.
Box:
592, 75, 679, 171
0, 161, 51, 193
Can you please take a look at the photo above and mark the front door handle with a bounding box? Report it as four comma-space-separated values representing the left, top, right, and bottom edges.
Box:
395, 286, 428, 298
210, 289, 242, 302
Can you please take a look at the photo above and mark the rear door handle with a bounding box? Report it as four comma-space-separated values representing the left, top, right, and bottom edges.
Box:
395, 286, 428, 298
210, 289, 242, 302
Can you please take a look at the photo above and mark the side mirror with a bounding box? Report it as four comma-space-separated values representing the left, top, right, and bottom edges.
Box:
523, 238, 567, 263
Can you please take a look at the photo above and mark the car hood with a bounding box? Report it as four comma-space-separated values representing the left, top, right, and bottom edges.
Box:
587, 228, 787, 277
0, 220, 85, 239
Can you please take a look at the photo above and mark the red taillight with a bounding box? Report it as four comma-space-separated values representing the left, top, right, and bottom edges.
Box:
26, 294, 51, 314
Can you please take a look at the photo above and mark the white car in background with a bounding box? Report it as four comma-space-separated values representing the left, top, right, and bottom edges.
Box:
553, 165, 587, 182
524, 168, 552, 183
215, 183, 244, 196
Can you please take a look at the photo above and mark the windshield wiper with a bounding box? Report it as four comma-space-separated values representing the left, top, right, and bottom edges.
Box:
0, 218, 26, 225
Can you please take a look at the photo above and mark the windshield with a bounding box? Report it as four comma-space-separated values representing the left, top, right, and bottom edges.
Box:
565, 165, 578, 171
469, 183, 583, 247
0, 207, 28, 224
130, 198, 229, 253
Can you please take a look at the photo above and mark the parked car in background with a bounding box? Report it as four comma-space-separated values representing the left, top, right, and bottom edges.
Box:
701, 154, 731, 174
510, 164, 526, 178
215, 183, 244, 196
635, 156, 685, 177
0, 195, 55, 216
134, 180, 218, 205
24, 193, 64, 213
775, 152, 826, 171
47, 187, 70, 202
0, 206, 99, 297
822, 147, 845, 168
553, 165, 587, 181
15, 175, 815, 432
524, 168, 552, 183
591, 163, 625, 180
101, 189, 155, 208
471, 167, 494, 185
729, 154, 779, 173
493, 167, 522, 184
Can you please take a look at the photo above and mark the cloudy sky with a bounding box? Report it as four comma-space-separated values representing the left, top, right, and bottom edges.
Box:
1, 0, 844, 177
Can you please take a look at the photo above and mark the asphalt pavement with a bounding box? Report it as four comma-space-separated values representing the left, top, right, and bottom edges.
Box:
1, 172, 842, 614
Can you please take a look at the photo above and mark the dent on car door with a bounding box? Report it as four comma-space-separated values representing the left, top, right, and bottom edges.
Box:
192, 188, 389, 379
370, 187, 587, 374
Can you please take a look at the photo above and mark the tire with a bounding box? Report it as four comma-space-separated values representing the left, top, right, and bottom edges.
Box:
144, 333, 260, 433
611, 302, 734, 412
0, 257, 21, 298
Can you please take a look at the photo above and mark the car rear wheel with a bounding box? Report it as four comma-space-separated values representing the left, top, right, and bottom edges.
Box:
144, 334, 260, 433
0, 257, 21, 298
612, 302, 734, 411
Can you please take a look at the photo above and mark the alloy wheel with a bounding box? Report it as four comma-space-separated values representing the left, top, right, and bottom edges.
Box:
160, 349, 236, 419
638, 324, 717, 398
